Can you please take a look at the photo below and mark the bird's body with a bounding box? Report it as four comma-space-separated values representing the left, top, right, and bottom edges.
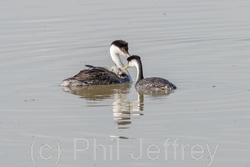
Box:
61, 65, 130, 86
61, 40, 131, 87
123, 55, 176, 92
136, 77, 176, 91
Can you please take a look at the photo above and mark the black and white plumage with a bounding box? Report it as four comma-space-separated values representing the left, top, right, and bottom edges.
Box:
123, 55, 176, 92
60, 40, 132, 87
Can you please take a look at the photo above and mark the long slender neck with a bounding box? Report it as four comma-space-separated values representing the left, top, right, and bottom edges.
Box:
134, 59, 144, 84
110, 45, 132, 81
110, 45, 124, 69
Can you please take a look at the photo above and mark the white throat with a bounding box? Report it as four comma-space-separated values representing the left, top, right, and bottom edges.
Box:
110, 45, 132, 81
110, 45, 124, 69
129, 59, 140, 83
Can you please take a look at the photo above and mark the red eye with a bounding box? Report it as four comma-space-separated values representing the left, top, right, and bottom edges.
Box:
121, 48, 125, 52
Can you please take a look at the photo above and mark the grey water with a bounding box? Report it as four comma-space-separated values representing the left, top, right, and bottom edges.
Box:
1, 0, 250, 166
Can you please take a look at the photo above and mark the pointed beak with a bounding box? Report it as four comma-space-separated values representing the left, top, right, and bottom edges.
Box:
122, 65, 129, 71
123, 51, 131, 58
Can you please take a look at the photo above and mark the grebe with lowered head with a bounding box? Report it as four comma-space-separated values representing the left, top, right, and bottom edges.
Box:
61, 40, 132, 87
122, 55, 176, 93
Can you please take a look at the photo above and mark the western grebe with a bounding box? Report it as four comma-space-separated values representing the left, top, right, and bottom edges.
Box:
123, 55, 176, 92
61, 40, 132, 87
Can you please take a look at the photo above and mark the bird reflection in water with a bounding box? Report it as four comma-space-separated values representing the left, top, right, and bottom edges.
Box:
113, 91, 144, 129
61, 83, 144, 128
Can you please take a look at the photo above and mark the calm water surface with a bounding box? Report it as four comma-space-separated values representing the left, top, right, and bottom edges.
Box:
1, 0, 250, 166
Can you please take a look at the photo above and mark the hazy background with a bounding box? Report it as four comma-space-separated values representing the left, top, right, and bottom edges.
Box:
1, 0, 250, 166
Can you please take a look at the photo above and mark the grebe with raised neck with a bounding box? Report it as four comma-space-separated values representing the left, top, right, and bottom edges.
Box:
61, 40, 132, 86
122, 55, 176, 92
